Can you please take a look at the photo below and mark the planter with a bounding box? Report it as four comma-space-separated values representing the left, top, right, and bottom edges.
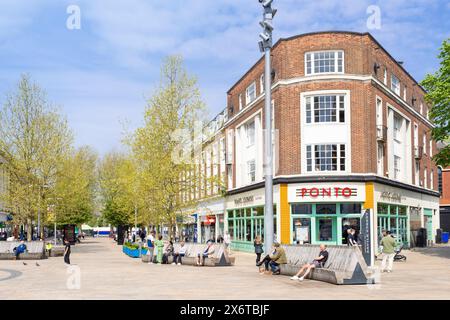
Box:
122, 245, 147, 258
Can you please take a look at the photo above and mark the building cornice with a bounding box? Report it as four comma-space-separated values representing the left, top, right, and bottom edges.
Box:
226, 174, 440, 198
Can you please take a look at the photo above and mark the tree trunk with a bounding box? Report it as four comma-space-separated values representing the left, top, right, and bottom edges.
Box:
26, 218, 32, 241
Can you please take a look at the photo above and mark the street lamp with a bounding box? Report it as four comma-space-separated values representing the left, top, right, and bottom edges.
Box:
258, 0, 276, 254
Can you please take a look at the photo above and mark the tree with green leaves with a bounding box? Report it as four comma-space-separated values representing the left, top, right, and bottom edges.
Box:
422, 38, 450, 166
0, 75, 73, 240
129, 55, 216, 238
51, 146, 98, 227
98, 152, 137, 227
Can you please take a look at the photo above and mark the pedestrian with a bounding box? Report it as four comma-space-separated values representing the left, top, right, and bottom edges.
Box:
140, 228, 146, 242
256, 242, 287, 275
290, 244, 329, 281
254, 235, 264, 265
13, 241, 27, 260
63, 239, 71, 265
163, 240, 174, 264
197, 240, 215, 266
380, 230, 396, 273
347, 228, 357, 246
173, 241, 187, 265
154, 235, 164, 264
146, 231, 155, 264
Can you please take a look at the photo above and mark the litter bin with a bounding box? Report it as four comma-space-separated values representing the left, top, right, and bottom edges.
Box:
442, 232, 449, 244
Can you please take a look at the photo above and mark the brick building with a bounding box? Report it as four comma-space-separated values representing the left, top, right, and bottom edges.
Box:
438, 165, 450, 232
183, 31, 440, 252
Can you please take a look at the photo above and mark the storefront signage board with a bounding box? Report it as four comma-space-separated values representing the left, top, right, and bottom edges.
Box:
288, 183, 366, 203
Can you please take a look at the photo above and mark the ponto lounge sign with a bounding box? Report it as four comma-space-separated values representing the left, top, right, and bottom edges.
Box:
296, 187, 358, 198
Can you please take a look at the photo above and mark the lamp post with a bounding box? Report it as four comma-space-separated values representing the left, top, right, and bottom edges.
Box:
258, 0, 276, 254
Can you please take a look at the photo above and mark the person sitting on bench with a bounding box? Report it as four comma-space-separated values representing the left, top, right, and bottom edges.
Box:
290, 244, 329, 281
197, 240, 215, 266
13, 241, 27, 260
173, 241, 187, 265
256, 242, 287, 275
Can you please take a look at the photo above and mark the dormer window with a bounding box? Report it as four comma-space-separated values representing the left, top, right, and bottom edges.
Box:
305, 51, 344, 75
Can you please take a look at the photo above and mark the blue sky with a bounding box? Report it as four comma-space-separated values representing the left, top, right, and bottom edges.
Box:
0, 0, 449, 155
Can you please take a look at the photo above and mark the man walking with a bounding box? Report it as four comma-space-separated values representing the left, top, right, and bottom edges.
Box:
146, 231, 155, 264
380, 230, 396, 273
63, 239, 71, 265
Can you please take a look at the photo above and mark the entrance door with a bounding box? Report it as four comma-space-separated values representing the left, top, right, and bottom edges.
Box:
316, 217, 337, 244
425, 216, 433, 243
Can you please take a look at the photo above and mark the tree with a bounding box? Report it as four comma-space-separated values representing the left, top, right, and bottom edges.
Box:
0, 75, 73, 240
52, 146, 98, 227
422, 38, 450, 166
98, 152, 137, 227
129, 55, 211, 238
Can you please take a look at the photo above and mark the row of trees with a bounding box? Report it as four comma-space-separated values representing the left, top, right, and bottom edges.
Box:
0, 75, 98, 240
98, 56, 218, 238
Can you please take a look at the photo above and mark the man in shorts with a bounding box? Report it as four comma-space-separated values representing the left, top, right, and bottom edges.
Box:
290, 244, 329, 281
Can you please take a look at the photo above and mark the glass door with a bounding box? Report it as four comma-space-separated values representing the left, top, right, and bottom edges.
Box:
316, 217, 337, 244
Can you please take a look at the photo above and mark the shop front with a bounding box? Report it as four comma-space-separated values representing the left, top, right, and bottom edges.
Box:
226, 186, 280, 252
195, 198, 225, 243
287, 182, 367, 246
373, 183, 440, 248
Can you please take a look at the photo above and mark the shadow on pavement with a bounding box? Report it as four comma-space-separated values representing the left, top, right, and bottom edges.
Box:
411, 246, 450, 259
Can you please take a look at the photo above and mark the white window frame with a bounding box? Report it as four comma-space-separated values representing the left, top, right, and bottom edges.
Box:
391, 74, 400, 95
403, 86, 407, 101
247, 159, 256, 183
423, 133, 427, 155
306, 143, 346, 173
245, 120, 255, 147
305, 50, 344, 75
305, 94, 347, 124
260, 74, 264, 94
245, 82, 256, 105
429, 139, 433, 157
383, 68, 387, 85
430, 169, 434, 190
238, 94, 243, 110
424, 167, 428, 189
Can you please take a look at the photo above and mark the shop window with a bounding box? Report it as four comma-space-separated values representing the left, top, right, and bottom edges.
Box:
293, 218, 311, 244
340, 203, 362, 214
228, 219, 234, 239
318, 218, 333, 241
254, 207, 264, 216
378, 203, 389, 214
291, 203, 313, 215
397, 206, 407, 215
316, 204, 336, 214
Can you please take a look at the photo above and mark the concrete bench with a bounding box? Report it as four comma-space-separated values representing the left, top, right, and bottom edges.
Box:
279, 245, 376, 285
0, 241, 46, 260
141, 242, 235, 266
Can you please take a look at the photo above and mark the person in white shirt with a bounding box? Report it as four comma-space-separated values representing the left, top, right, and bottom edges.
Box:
146, 231, 155, 264
173, 241, 187, 265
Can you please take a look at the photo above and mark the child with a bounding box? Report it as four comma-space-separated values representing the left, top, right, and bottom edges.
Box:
254, 236, 264, 266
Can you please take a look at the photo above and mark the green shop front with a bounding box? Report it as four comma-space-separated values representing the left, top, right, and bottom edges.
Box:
226, 186, 280, 252
287, 182, 368, 246
373, 183, 440, 248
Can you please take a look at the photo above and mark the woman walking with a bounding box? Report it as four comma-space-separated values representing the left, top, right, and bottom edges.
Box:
254, 236, 264, 266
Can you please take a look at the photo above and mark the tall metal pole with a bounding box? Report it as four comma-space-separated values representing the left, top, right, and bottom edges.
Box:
37, 186, 41, 240
258, 0, 276, 254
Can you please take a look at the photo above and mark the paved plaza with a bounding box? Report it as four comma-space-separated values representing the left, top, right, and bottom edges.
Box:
1, 237, 449, 300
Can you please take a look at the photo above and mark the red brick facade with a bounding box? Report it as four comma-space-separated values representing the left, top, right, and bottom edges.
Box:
224, 31, 438, 192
